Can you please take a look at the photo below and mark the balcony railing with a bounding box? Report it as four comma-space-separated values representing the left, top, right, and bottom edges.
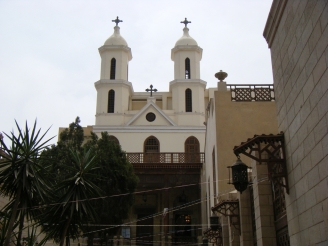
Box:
126, 152, 205, 164
227, 84, 275, 101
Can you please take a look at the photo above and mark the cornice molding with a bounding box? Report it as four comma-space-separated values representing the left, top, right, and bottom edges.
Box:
169, 79, 207, 89
98, 45, 132, 61
263, 0, 288, 48
94, 79, 134, 93
92, 125, 206, 133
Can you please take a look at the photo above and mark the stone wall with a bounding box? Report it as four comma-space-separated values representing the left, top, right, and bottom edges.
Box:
264, 0, 328, 245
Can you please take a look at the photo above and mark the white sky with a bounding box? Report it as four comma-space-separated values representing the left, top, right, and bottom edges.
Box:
0, 0, 274, 145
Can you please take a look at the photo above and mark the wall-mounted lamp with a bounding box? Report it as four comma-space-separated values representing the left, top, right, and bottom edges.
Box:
184, 215, 191, 224
228, 156, 252, 194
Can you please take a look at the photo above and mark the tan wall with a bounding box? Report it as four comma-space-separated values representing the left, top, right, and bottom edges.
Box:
214, 90, 278, 193
264, 0, 328, 244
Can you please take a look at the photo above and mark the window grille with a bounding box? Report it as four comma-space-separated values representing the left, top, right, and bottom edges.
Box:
108, 90, 115, 113
185, 136, 200, 162
110, 58, 116, 79
144, 136, 159, 153
185, 88, 192, 112
185, 58, 191, 79
144, 136, 159, 163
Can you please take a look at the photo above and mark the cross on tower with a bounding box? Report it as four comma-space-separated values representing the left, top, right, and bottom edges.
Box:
180, 18, 191, 27
112, 16, 123, 26
145, 84, 157, 97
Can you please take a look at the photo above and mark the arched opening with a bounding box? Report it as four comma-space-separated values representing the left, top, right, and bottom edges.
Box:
185, 88, 192, 112
110, 58, 116, 80
109, 135, 119, 145
185, 58, 191, 79
108, 89, 115, 113
144, 136, 160, 163
185, 136, 200, 162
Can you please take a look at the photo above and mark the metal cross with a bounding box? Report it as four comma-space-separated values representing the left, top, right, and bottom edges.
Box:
112, 16, 123, 26
180, 18, 191, 27
145, 84, 157, 97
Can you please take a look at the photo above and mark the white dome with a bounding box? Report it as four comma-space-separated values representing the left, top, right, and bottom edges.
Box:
175, 27, 198, 46
104, 26, 128, 46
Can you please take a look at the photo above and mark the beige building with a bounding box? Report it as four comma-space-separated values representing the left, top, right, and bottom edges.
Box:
203, 0, 328, 245
202, 74, 279, 246
90, 18, 209, 246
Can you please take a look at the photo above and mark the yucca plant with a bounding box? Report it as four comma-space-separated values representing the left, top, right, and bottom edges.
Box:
39, 148, 101, 246
0, 120, 54, 246
0, 211, 18, 245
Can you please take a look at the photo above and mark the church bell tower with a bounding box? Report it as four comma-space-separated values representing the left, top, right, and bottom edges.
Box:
94, 17, 133, 125
170, 18, 206, 126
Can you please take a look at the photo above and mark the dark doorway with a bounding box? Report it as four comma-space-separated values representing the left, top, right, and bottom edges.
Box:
136, 214, 153, 246
173, 214, 195, 244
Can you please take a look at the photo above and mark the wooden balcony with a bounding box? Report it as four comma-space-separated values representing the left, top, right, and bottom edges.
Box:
126, 152, 204, 165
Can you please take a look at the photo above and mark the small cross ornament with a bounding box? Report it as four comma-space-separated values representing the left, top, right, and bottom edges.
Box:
180, 18, 191, 27
145, 84, 157, 97
112, 16, 123, 26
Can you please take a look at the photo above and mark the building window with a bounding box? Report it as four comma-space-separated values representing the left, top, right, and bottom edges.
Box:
109, 135, 119, 145
185, 58, 191, 79
185, 88, 192, 112
146, 112, 156, 122
144, 136, 159, 163
122, 227, 130, 238
108, 89, 115, 113
185, 136, 200, 153
110, 58, 116, 79
185, 136, 200, 162
144, 136, 159, 153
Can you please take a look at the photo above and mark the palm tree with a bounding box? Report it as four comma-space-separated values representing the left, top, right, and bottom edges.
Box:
39, 148, 101, 246
0, 120, 54, 246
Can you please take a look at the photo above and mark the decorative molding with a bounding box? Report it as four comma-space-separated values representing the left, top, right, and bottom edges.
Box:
98, 45, 132, 60
94, 79, 134, 94
226, 84, 275, 102
263, 0, 288, 48
171, 46, 203, 59
92, 125, 206, 133
127, 152, 204, 164
212, 200, 240, 234
233, 132, 289, 194
203, 228, 223, 245
125, 100, 177, 126
169, 79, 207, 89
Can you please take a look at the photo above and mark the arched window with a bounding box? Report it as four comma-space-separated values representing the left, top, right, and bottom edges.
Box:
185, 58, 191, 79
108, 89, 115, 113
144, 136, 160, 163
185, 136, 200, 162
110, 58, 116, 79
109, 135, 119, 145
185, 88, 192, 112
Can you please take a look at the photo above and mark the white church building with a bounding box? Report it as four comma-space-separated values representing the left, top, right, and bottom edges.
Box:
90, 17, 212, 245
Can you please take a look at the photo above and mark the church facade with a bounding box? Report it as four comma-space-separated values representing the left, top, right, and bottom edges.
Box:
91, 18, 212, 245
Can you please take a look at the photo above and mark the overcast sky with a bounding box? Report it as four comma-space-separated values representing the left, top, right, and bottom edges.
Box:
0, 0, 273, 145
